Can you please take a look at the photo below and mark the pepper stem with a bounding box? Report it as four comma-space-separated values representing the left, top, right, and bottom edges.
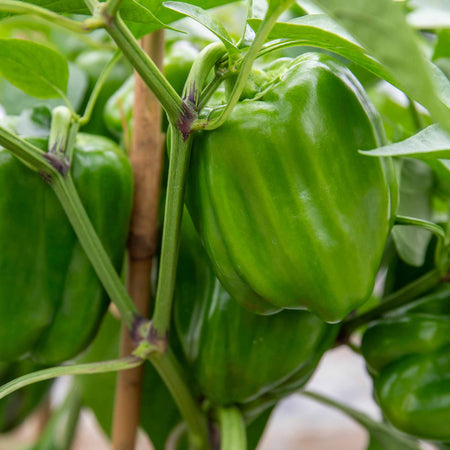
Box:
217, 406, 247, 450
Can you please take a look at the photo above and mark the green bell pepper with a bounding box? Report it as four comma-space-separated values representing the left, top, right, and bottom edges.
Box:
361, 285, 450, 441
0, 133, 133, 365
186, 53, 393, 323
174, 212, 338, 410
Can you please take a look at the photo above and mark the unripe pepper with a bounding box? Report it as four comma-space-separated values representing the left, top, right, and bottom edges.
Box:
174, 212, 338, 409
186, 53, 393, 323
361, 285, 450, 441
0, 133, 133, 365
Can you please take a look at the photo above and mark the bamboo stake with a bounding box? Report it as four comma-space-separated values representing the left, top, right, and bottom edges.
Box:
112, 29, 165, 450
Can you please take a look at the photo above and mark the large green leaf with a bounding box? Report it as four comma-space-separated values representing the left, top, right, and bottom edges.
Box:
0, 63, 88, 114
24, 0, 239, 37
163, 1, 238, 54
0, 38, 68, 98
360, 125, 450, 160
251, 15, 450, 111
303, 391, 420, 450
307, 0, 450, 132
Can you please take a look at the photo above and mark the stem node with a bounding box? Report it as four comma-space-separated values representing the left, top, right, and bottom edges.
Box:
177, 100, 198, 141
43, 153, 70, 177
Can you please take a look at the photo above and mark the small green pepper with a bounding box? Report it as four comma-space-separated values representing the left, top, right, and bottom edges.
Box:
362, 285, 450, 441
0, 133, 133, 365
174, 212, 338, 409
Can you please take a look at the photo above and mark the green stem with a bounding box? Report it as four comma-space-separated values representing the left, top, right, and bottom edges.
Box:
65, 119, 80, 163
0, 0, 104, 32
0, 126, 139, 329
106, 13, 183, 124
395, 215, 446, 242
105, 0, 124, 18
217, 406, 247, 450
0, 126, 52, 173
150, 350, 209, 449
183, 42, 227, 106
341, 268, 442, 337
52, 175, 139, 328
191, 5, 287, 132
151, 128, 192, 340
48, 106, 72, 157
80, 50, 122, 126
198, 75, 225, 110
0, 357, 142, 400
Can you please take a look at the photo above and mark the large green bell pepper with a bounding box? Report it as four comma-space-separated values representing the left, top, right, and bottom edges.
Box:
0, 133, 133, 365
186, 53, 392, 323
361, 285, 450, 441
174, 212, 338, 409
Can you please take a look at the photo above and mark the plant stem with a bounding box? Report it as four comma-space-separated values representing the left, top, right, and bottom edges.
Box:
395, 215, 446, 242
52, 175, 139, 328
0, 0, 104, 32
48, 106, 72, 157
151, 128, 192, 340
341, 268, 443, 337
217, 407, 247, 450
106, 13, 183, 124
150, 43, 227, 339
106, 0, 124, 18
112, 29, 165, 450
183, 42, 227, 106
0, 126, 52, 174
150, 350, 209, 449
0, 357, 142, 400
80, 51, 122, 126
191, 5, 286, 132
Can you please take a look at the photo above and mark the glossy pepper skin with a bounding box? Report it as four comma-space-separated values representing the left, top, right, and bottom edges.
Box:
361, 285, 450, 441
174, 212, 338, 407
0, 133, 133, 365
186, 53, 392, 323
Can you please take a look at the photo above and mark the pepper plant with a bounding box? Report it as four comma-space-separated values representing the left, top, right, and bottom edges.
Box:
0, 0, 449, 448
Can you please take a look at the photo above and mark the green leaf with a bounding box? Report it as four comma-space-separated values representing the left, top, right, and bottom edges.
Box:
0, 38, 68, 98
360, 125, 450, 159
308, 0, 450, 132
163, 1, 238, 54
253, 15, 450, 111
24, 0, 240, 37
0, 63, 88, 115
250, 16, 405, 94
303, 391, 420, 450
